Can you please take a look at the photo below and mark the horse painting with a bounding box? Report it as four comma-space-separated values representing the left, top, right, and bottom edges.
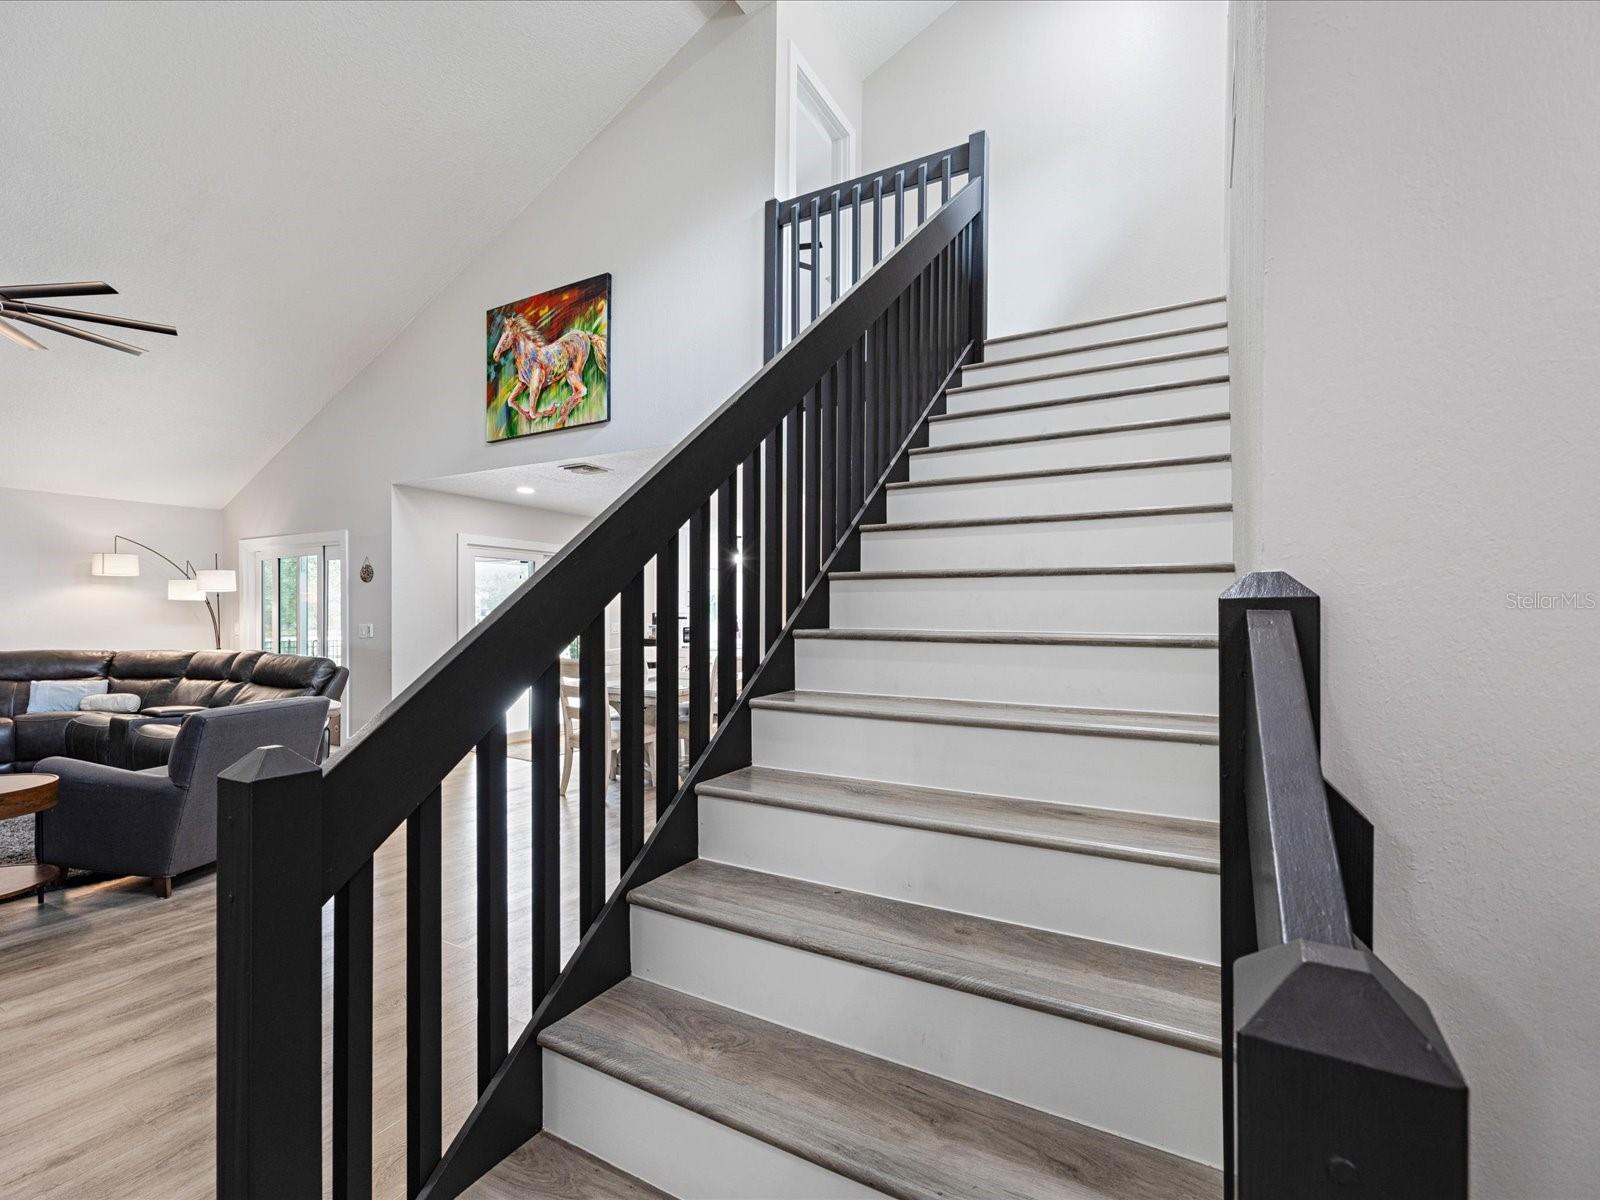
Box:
486, 275, 611, 442
492, 314, 608, 427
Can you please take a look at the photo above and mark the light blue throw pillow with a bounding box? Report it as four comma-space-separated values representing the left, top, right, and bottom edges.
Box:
27, 678, 110, 713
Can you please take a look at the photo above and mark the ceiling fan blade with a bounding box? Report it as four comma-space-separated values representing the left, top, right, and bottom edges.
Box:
1, 300, 176, 336
0, 281, 119, 300
0, 315, 46, 350
3, 311, 145, 355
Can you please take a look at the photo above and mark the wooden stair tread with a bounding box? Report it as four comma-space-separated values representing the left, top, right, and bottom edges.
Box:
984, 296, 1226, 347
795, 627, 1217, 649
464, 1133, 671, 1199
931, 377, 1230, 425
539, 978, 1223, 1200
831, 562, 1235, 581
749, 690, 1219, 744
948, 346, 1228, 396
863, 502, 1231, 533
697, 765, 1219, 873
889, 453, 1232, 491
633, 860, 1220, 1052
966, 321, 1227, 374
911, 412, 1230, 458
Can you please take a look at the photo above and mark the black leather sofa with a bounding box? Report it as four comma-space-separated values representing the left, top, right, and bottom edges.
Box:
0, 649, 348, 773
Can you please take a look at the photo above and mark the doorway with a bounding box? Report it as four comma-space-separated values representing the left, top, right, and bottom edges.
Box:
457, 535, 558, 735
787, 45, 857, 315
240, 531, 349, 661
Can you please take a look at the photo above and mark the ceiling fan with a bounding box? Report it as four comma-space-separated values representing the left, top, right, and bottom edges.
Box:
0, 281, 176, 355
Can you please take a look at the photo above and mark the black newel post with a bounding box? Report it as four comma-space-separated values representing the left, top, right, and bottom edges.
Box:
216, 745, 324, 1198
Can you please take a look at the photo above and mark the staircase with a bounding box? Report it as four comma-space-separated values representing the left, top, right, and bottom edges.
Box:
487, 296, 1232, 1198
219, 133, 1465, 1200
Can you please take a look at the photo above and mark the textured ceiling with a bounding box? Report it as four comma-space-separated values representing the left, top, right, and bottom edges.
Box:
0, 0, 709, 508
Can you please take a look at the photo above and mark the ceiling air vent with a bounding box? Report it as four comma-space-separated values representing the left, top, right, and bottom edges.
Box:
558, 462, 611, 476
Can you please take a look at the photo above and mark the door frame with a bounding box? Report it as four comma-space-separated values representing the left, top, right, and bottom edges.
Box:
455, 534, 561, 639
785, 42, 857, 198
458, 534, 560, 741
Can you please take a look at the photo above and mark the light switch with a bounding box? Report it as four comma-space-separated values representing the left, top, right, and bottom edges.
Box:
358, 623, 375, 639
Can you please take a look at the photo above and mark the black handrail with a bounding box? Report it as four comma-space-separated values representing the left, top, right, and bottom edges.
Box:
218, 135, 986, 1200
1220, 572, 1468, 1198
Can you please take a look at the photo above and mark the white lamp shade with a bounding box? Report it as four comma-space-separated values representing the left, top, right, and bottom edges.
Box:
196, 569, 237, 593
168, 578, 206, 601
91, 552, 140, 577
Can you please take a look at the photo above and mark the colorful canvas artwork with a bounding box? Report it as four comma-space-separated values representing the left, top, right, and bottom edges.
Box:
485, 273, 610, 442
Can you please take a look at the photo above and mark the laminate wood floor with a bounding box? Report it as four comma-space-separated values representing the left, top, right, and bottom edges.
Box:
0, 751, 646, 1199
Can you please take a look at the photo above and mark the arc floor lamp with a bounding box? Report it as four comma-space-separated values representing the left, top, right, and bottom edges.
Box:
91, 536, 235, 650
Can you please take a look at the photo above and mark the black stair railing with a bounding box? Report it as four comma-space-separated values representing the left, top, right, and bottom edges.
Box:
215, 134, 987, 1199
1220, 572, 1469, 1198
765, 131, 988, 361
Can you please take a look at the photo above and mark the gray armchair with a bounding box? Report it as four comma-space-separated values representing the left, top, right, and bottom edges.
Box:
35, 696, 329, 897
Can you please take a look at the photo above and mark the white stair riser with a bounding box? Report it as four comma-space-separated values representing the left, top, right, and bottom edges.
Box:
632, 909, 1223, 1166
946, 352, 1228, 413
986, 301, 1226, 358
859, 511, 1233, 572
698, 796, 1220, 961
929, 381, 1230, 447
795, 637, 1216, 711
965, 328, 1225, 384
827, 572, 1234, 635
752, 707, 1218, 819
911, 420, 1231, 480
543, 1051, 884, 1199
889, 460, 1232, 522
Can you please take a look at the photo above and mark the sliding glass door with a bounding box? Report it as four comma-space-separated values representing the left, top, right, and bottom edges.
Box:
254, 542, 345, 664
459, 537, 555, 735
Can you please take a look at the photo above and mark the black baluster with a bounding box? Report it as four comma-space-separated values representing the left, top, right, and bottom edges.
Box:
333, 859, 373, 1200
872, 176, 884, 265
530, 661, 560, 994
789, 202, 803, 341
621, 571, 645, 863
762, 198, 782, 362
741, 452, 760, 689
763, 431, 782, 652
717, 477, 738, 720
940, 154, 952, 206
654, 537, 679, 816
578, 614, 606, 929
803, 388, 820, 583
849, 337, 864, 516
894, 170, 905, 245
809, 196, 822, 325
820, 365, 836, 554
689, 501, 710, 760
406, 786, 442, 1199
850, 183, 863, 286
830, 195, 841, 305
836, 351, 851, 536
476, 718, 507, 1094
784, 405, 802, 616
916, 161, 928, 225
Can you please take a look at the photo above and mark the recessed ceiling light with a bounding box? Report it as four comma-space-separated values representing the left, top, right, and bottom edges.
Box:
515, 485, 536, 495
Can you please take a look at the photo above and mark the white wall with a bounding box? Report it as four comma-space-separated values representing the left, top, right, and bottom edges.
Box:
0, 486, 225, 651
389, 487, 587, 698
863, 0, 1229, 337
223, 3, 779, 729
1229, 2, 1600, 1190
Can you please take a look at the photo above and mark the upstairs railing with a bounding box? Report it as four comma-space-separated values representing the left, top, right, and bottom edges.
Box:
765, 131, 988, 359
1220, 572, 1468, 1198
216, 135, 986, 1199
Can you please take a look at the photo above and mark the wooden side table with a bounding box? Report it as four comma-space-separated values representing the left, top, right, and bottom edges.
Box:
0, 774, 62, 903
